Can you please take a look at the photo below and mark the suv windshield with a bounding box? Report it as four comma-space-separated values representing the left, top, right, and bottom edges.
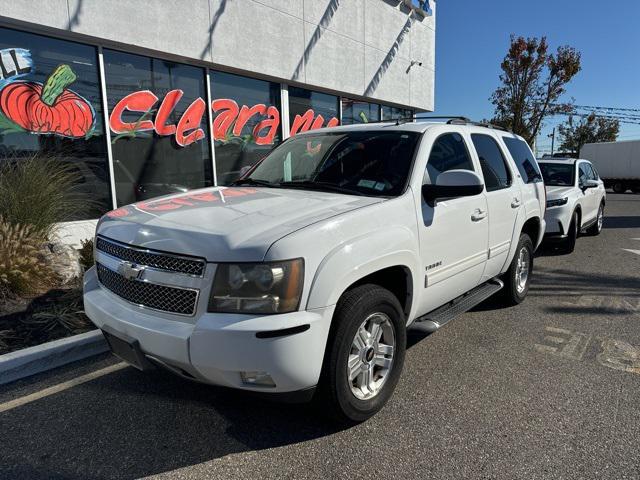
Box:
237, 131, 421, 197
539, 163, 575, 186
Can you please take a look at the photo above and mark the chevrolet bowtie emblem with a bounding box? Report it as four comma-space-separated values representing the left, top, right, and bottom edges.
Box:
117, 261, 145, 281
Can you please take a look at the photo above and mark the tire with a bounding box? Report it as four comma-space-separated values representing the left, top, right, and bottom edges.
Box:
632, 185, 640, 194
318, 284, 406, 423
612, 182, 625, 194
560, 211, 579, 254
500, 233, 534, 306
586, 202, 604, 236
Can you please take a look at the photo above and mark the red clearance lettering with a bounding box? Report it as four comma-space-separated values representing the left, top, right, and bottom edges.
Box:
154, 89, 182, 136
290, 109, 339, 136
233, 104, 267, 136
176, 98, 206, 147
212, 98, 239, 140
109, 90, 157, 133
252, 106, 280, 145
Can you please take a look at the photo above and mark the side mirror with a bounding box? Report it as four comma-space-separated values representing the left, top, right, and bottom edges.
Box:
422, 169, 484, 204
582, 179, 598, 190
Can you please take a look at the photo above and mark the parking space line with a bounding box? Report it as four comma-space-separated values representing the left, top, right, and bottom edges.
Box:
0, 362, 128, 414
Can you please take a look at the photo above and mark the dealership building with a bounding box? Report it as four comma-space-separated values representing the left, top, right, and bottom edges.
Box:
0, 0, 436, 244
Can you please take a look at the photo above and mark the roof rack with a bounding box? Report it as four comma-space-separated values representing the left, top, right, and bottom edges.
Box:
415, 115, 512, 132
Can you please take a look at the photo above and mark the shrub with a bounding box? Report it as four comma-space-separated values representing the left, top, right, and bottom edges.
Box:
0, 152, 92, 237
78, 238, 95, 272
0, 216, 57, 298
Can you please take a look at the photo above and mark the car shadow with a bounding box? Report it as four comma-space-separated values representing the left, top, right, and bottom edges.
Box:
603, 216, 640, 229
0, 363, 348, 479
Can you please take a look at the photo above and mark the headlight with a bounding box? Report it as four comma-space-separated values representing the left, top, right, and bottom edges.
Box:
546, 197, 568, 208
208, 259, 304, 314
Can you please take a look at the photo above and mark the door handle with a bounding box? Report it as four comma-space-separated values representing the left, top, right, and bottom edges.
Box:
471, 209, 487, 221
511, 198, 521, 208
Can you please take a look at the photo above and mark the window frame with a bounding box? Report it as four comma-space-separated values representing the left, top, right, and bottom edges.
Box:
424, 131, 476, 185
470, 133, 513, 193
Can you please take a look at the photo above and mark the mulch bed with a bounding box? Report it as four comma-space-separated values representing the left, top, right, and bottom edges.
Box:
0, 286, 95, 355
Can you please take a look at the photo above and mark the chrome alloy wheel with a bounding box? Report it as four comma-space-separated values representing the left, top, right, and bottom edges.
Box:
515, 246, 530, 294
347, 312, 395, 400
597, 205, 604, 231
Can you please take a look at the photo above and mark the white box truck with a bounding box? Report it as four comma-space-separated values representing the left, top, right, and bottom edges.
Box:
580, 140, 640, 193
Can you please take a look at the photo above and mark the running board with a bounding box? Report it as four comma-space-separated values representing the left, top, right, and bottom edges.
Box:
409, 278, 504, 334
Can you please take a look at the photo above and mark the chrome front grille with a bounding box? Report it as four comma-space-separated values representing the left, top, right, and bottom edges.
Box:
96, 236, 205, 277
96, 263, 198, 316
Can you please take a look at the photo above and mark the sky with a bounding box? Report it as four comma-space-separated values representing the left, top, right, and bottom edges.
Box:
432, 0, 640, 154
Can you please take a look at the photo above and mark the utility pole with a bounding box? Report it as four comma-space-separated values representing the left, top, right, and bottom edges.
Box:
548, 127, 556, 156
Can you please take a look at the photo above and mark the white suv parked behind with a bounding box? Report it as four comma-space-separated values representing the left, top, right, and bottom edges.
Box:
84, 117, 546, 422
539, 158, 606, 253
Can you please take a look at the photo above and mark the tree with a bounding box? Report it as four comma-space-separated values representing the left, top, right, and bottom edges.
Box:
558, 113, 620, 156
490, 35, 581, 146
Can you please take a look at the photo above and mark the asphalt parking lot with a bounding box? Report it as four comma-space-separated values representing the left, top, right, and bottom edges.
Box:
1, 193, 639, 480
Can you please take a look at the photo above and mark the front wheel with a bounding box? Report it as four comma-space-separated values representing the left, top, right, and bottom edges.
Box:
319, 284, 406, 423
560, 211, 579, 254
500, 233, 533, 306
612, 182, 626, 194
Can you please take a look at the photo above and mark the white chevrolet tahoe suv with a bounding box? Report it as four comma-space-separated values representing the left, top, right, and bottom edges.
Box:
84, 118, 546, 422
539, 157, 606, 253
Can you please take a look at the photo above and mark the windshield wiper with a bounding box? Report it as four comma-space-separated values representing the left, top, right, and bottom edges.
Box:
229, 178, 280, 188
280, 180, 364, 196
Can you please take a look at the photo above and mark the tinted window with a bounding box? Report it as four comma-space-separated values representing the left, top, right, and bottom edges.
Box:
426, 133, 474, 183
341, 99, 381, 125
471, 134, 511, 191
248, 131, 419, 197
539, 163, 575, 186
585, 163, 597, 180
381, 106, 413, 120
578, 163, 590, 186
210, 71, 282, 185
288, 87, 339, 136
103, 49, 213, 206
502, 137, 542, 184
0, 27, 111, 219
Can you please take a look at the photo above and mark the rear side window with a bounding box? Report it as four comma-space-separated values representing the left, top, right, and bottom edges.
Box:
471, 134, 512, 192
426, 133, 474, 183
502, 137, 543, 184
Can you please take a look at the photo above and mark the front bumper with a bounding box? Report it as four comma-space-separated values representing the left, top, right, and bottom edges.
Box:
544, 206, 571, 238
83, 267, 334, 393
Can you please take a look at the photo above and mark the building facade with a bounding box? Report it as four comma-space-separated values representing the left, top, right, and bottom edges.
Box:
0, 0, 436, 244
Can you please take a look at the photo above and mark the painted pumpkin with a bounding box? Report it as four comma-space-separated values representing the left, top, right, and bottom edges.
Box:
0, 64, 95, 138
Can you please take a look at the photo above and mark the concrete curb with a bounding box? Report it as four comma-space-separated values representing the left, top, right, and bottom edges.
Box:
0, 330, 109, 385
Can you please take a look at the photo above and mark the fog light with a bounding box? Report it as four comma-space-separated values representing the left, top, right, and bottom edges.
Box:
240, 371, 276, 388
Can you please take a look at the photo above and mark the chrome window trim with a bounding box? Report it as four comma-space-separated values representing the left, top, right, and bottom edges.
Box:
96, 235, 206, 278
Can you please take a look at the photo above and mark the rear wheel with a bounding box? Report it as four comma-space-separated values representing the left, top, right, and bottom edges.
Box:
612, 182, 626, 193
586, 202, 604, 235
560, 211, 579, 254
319, 284, 406, 423
632, 185, 640, 194
500, 233, 533, 306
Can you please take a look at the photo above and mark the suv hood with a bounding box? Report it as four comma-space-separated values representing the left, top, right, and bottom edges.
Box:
97, 187, 381, 262
545, 185, 574, 200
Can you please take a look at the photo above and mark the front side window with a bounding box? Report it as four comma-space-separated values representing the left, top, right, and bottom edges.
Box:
288, 87, 339, 136
585, 163, 598, 180
341, 99, 381, 125
539, 163, 575, 186
0, 27, 111, 219
103, 49, 213, 207
426, 132, 474, 183
243, 131, 420, 197
210, 71, 282, 185
502, 137, 543, 184
471, 134, 511, 192
578, 163, 590, 186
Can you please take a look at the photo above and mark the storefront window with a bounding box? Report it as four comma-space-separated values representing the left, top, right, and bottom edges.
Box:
341, 98, 381, 124
210, 71, 282, 185
103, 49, 213, 206
381, 106, 414, 121
288, 87, 339, 136
0, 27, 111, 219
